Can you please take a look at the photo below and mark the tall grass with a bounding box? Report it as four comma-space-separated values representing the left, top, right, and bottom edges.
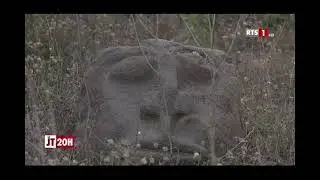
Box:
25, 14, 295, 165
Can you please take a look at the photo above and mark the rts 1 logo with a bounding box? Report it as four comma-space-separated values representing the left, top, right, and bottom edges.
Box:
246, 28, 274, 38
44, 135, 75, 149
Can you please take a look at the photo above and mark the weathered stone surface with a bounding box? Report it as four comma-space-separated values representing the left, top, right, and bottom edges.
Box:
73, 39, 244, 162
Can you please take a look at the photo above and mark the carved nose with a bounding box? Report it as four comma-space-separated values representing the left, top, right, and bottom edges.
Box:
160, 114, 172, 135
158, 54, 178, 89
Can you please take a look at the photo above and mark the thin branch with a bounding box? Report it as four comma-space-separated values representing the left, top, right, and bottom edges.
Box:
208, 14, 216, 49
179, 14, 201, 47
156, 14, 159, 38
135, 14, 158, 39
130, 14, 159, 74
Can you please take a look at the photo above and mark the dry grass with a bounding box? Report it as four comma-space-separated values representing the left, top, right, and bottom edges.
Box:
25, 14, 295, 166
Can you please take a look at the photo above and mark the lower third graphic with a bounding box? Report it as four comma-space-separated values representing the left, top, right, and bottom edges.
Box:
44, 135, 75, 149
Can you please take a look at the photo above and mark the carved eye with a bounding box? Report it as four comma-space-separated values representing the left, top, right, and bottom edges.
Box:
172, 111, 190, 127
176, 57, 212, 89
140, 108, 160, 120
108, 56, 158, 82
173, 112, 187, 120
144, 111, 159, 119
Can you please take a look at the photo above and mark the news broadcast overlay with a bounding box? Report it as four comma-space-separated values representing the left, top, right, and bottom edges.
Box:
246, 27, 274, 38
45, 135, 76, 149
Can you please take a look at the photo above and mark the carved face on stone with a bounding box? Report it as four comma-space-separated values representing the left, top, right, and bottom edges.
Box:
74, 39, 244, 158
